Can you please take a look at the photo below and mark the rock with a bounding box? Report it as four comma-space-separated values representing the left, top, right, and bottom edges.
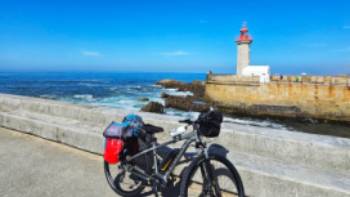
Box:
156, 79, 205, 98
164, 95, 210, 112
188, 80, 205, 98
141, 102, 165, 114
157, 79, 207, 111
138, 97, 149, 102
160, 92, 170, 98
156, 79, 185, 88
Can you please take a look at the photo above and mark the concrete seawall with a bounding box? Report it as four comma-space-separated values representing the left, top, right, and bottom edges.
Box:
0, 93, 349, 197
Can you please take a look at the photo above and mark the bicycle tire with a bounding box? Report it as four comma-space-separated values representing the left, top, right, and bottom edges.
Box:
104, 161, 145, 197
179, 153, 245, 197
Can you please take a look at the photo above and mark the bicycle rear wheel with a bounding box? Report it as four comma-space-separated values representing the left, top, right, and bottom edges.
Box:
180, 153, 245, 197
104, 161, 145, 197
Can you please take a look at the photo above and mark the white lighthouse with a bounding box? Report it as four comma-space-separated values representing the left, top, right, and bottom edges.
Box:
236, 24, 253, 75
235, 23, 270, 83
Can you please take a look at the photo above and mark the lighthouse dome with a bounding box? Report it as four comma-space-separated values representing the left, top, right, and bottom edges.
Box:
236, 24, 252, 44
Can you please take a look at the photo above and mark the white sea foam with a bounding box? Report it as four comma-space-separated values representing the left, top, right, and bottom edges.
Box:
73, 94, 95, 101
109, 86, 120, 91
163, 88, 193, 96
223, 116, 289, 130
78, 82, 99, 87
165, 108, 200, 119
94, 96, 140, 111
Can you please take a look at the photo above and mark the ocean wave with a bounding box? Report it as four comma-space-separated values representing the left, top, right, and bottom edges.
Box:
109, 86, 120, 91
223, 116, 289, 130
126, 85, 156, 93
73, 94, 95, 101
130, 85, 142, 89
94, 96, 141, 111
162, 88, 193, 96
165, 108, 200, 118
54, 79, 103, 82
77, 82, 102, 87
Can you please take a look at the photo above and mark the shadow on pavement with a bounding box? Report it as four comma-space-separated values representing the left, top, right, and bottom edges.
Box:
137, 181, 181, 197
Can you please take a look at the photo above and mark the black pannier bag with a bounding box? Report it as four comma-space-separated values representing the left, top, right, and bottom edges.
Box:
123, 137, 154, 175
135, 137, 154, 174
197, 110, 223, 137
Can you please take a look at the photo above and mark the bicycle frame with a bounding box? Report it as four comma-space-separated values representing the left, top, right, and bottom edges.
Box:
121, 129, 206, 185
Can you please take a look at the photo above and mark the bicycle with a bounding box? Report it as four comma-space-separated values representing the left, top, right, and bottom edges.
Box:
103, 110, 245, 197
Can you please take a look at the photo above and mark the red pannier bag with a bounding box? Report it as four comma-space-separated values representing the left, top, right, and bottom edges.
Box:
103, 122, 129, 164
104, 138, 124, 164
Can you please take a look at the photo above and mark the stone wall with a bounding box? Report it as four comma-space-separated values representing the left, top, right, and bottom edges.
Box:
205, 75, 350, 122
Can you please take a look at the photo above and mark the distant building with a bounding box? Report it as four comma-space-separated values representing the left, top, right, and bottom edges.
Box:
242, 65, 270, 83
236, 24, 270, 83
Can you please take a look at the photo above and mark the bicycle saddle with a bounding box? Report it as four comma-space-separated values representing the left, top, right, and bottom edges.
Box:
143, 124, 164, 134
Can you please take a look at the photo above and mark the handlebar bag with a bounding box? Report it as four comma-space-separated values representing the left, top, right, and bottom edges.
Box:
198, 110, 223, 137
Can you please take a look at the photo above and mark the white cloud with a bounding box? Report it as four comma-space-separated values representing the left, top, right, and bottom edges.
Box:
160, 50, 190, 57
81, 50, 101, 57
343, 25, 350, 29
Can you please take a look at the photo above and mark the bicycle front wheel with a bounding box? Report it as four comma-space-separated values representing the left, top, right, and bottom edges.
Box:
180, 153, 245, 197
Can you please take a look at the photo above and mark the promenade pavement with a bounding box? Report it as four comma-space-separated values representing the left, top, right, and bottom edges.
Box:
0, 128, 171, 197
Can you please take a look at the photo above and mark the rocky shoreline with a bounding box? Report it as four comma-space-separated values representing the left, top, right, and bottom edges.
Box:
141, 79, 209, 113
156, 79, 205, 98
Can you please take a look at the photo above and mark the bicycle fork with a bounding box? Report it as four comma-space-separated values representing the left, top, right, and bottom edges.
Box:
200, 149, 222, 197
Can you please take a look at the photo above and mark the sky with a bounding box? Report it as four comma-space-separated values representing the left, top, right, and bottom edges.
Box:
0, 0, 349, 74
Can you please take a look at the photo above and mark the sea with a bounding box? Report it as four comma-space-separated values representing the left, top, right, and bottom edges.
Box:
0, 72, 203, 116
0, 71, 349, 138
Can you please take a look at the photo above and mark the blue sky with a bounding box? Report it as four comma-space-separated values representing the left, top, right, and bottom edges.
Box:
0, 0, 349, 74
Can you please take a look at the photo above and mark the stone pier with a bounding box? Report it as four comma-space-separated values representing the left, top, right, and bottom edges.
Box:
205, 74, 350, 123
